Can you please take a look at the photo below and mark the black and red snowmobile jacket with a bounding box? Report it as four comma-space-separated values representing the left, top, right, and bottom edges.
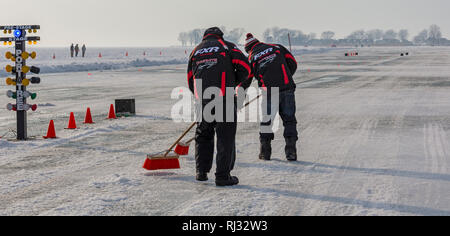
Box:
187, 31, 251, 100
247, 42, 298, 92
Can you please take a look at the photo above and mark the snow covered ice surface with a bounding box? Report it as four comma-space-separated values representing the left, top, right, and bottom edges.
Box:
1, 46, 450, 216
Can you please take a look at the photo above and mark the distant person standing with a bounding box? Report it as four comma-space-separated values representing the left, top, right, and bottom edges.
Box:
82, 44, 86, 58
75, 44, 80, 57
70, 43, 74, 58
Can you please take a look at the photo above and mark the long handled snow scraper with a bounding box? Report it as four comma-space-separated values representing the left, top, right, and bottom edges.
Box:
143, 76, 289, 171
171, 94, 264, 157
143, 122, 196, 170
143, 92, 264, 171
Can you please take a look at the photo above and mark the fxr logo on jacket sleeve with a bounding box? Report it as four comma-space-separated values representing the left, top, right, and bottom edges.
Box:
194, 47, 220, 56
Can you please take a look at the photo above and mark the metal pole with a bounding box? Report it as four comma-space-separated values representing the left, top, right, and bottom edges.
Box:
16, 34, 27, 140
288, 33, 292, 52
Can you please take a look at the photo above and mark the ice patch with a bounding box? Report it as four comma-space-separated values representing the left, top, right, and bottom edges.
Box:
298, 76, 342, 88
90, 174, 142, 189
40, 193, 129, 216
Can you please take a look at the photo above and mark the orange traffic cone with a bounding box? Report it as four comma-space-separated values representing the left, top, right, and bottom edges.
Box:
107, 104, 117, 119
53, 53, 56, 59
43, 120, 57, 139
99, 53, 102, 58
126, 52, 128, 57
84, 107, 94, 124
66, 112, 77, 129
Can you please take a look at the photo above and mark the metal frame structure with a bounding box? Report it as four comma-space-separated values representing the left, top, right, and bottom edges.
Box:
1, 25, 41, 140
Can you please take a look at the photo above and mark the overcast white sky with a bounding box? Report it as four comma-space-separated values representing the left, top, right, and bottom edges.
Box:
1, 0, 449, 47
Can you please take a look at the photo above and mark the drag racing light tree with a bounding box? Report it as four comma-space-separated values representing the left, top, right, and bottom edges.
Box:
1, 25, 41, 140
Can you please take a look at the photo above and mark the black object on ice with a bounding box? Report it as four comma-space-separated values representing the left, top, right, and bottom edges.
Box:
115, 99, 135, 117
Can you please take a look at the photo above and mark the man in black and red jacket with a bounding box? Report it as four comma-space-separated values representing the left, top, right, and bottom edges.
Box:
187, 27, 251, 186
244, 33, 299, 161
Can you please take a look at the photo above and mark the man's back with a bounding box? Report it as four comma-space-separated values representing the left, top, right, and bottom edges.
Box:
190, 37, 234, 98
248, 42, 298, 91
188, 29, 251, 100
187, 27, 250, 187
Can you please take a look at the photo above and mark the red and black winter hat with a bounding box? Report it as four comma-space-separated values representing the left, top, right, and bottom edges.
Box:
245, 33, 260, 53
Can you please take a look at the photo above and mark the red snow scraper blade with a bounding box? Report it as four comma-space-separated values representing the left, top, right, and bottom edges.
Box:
143, 152, 180, 171
174, 137, 195, 156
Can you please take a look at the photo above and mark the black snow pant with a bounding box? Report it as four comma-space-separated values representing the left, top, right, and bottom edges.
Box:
195, 102, 237, 179
260, 89, 298, 141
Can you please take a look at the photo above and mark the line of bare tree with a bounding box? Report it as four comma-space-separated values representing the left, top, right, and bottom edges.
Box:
262, 24, 448, 47
178, 27, 245, 46
178, 24, 449, 47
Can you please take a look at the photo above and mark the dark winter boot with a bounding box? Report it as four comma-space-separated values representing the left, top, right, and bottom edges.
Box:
215, 175, 239, 187
259, 139, 272, 161
196, 172, 208, 182
285, 137, 298, 161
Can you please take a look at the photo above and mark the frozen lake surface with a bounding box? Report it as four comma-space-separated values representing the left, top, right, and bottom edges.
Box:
0, 46, 449, 216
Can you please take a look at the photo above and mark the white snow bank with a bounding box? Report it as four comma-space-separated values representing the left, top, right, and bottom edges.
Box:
0, 46, 334, 76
